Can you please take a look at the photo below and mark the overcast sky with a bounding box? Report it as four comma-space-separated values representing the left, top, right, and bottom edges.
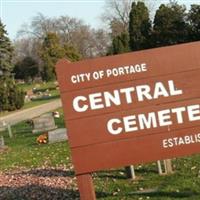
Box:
1, 0, 199, 40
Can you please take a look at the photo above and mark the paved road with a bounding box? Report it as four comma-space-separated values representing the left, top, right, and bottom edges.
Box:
0, 99, 62, 125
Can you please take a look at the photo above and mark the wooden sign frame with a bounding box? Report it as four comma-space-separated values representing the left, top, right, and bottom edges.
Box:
56, 42, 200, 199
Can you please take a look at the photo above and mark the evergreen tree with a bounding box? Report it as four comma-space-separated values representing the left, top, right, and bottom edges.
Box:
0, 21, 25, 111
0, 20, 14, 75
40, 32, 65, 81
63, 44, 82, 62
111, 32, 130, 55
0, 78, 24, 111
153, 2, 188, 47
129, 1, 152, 51
14, 56, 39, 82
0, 80, 9, 111
187, 4, 200, 41
40, 32, 82, 81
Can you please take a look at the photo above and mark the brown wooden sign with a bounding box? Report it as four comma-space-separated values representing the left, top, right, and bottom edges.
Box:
56, 42, 200, 199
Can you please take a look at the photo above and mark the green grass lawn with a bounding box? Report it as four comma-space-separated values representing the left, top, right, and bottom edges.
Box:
0, 111, 67, 171
1, 110, 200, 199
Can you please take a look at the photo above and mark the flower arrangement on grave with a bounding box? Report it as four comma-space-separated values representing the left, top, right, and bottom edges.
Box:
37, 133, 48, 144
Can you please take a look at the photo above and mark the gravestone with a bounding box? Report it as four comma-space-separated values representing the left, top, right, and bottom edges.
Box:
0, 121, 7, 132
48, 128, 67, 144
0, 123, 13, 138
0, 135, 5, 148
32, 113, 57, 133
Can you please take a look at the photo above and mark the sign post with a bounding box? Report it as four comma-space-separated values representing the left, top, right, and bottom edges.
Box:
125, 166, 136, 179
164, 159, 173, 174
56, 42, 200, 199
77, 174, 96, 199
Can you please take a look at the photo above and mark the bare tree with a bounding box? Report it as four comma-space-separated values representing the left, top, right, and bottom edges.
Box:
92, 29, 111, 57
16, 13, 110, 59
101, 0, 158, 37
55, 16, 84, 44
101, 0, 132, 36
18, 13, 58, 39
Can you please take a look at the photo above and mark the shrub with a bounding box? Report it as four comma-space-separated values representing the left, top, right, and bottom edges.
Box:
0, 78, 25, 111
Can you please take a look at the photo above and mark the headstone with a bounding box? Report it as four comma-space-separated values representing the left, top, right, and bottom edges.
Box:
48, 128, 67, 144
24, 95, 31, 102
27, 89, 37, 101
7, 124, 13, 138
0, 135, 5, 148
32, 113, 57, 133
0, 121, 12, 138
0, 121, 7, 132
